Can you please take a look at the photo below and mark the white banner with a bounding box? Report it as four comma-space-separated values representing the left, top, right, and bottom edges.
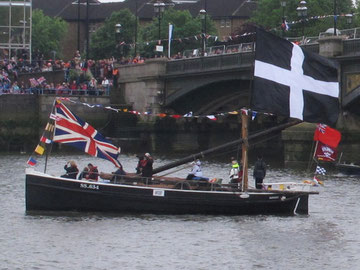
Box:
168, 24, 173, 58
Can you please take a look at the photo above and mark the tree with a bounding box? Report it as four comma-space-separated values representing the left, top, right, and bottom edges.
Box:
90, 9, 137, 60
32, 10, 68, 59
251, 0, 355, 38
139, 8, 217, 58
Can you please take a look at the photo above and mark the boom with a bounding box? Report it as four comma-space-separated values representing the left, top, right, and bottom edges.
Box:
152, 120, 301, 174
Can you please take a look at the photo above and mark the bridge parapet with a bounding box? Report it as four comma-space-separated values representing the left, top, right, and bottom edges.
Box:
166, 52, 254, 76
118, 57, 167, 83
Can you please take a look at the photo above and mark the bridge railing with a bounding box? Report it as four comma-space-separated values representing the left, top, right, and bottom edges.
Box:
342, 39, 360, 56
319, 27, 360, 39
182, 43, 255, 59
167, 35, 360, 75
167, 51, 254, 75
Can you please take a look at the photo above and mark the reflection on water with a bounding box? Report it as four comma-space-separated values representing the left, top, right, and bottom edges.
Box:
1, 153, 360, 269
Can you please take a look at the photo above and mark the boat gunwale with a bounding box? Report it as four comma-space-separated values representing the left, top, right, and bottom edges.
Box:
26, 169, 318, 195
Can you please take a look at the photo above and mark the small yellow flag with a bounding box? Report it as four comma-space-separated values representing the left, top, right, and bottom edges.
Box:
35, 145, 45, 155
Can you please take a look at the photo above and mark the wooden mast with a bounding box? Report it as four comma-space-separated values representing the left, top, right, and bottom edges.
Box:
241, 110, 249, 191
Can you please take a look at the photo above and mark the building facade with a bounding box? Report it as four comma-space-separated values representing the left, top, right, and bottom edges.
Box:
33, 0, 256, 60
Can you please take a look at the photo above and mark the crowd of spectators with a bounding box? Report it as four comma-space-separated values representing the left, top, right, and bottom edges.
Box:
0, 43, 251, 95
0, 50, 123, 95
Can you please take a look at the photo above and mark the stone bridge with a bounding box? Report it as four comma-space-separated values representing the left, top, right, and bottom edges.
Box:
116, 37, 360, 120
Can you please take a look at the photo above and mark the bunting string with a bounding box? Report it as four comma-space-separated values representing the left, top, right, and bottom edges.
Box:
57, 97, 272, 122
116, 13, 359, 49
26, 98, 274, 167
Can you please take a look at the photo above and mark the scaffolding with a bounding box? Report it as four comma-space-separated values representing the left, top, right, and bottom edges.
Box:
0, 0, 32, 61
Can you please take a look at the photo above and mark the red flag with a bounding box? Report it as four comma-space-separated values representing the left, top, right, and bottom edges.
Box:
313, 124, 341, 148
315, 141, 337, 162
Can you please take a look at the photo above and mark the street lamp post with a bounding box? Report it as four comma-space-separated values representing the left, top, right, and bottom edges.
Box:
77, 0, 80, 51
134, 0, 138, 57
199, 9, 207, 56
154, 2, 165, 41
280, 1, 286, 37
154, 1, 165, 56
115, 23, 122, 59
86, 0, 89, 60
296, 0, 307, 38
333, 0, 337, 35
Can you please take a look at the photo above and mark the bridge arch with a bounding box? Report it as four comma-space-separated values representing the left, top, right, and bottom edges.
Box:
165, 78, 251, 115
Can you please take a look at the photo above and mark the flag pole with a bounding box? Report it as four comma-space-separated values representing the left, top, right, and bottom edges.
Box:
44, 99, 57, 173
307, 140, 317, 173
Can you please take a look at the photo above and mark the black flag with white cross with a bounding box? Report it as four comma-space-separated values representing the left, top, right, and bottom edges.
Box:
251, 28, 339, 126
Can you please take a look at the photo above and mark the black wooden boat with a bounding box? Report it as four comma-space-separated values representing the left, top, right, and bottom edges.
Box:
25, 105, 317, 215
334, 153, 360, 175
25, 169, 313, 215
335, 163, 360, 175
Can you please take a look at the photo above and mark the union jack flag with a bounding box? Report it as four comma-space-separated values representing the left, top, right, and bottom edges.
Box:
52, 100, 121, 167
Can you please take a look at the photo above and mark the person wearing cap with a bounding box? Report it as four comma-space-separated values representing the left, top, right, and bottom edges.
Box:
141, 153, 153, 177
186, 159, 209, 181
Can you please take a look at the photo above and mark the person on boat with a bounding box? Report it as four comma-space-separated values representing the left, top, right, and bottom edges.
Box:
186, 160, 209, 181
135, 155, 145, 175
78, 166, 89, 180
229, 157, 242, 185
111, 164, 126, 182
87, 163, 99, 181
61, 160, 79, 179
253, 155, 266, 189
141, 153, 153, 177
79, 163, 99, 181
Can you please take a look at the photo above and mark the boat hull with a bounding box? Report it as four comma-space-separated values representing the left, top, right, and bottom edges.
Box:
26, 172, 310, 215
336, 163, 360, 175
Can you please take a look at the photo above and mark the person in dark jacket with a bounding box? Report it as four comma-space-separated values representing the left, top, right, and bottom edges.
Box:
142, 153, 153, 177
79, 163, 99, 181
61, 160, 79, 179
111, 164, 126, 182
86, 163, 99, 181
253, 155, 266, 189
135, 155, 144, 175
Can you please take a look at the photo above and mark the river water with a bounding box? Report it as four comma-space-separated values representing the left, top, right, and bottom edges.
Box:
1, 153, 360, 270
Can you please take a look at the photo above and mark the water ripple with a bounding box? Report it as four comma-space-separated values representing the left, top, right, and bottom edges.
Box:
0, 154, 360, 269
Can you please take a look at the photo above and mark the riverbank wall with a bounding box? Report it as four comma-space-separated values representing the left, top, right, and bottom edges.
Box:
0, 95, 112, 152
1, 94, 360, 167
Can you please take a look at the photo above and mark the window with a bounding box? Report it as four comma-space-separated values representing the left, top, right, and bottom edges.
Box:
220, 19, 225, 28
226, 19, 231, 28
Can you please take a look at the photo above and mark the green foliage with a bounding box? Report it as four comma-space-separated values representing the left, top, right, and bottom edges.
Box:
139, 8, 217, 58
32, 10, 68, 59
251, 0, 355, 38
90, 9, 137, 59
